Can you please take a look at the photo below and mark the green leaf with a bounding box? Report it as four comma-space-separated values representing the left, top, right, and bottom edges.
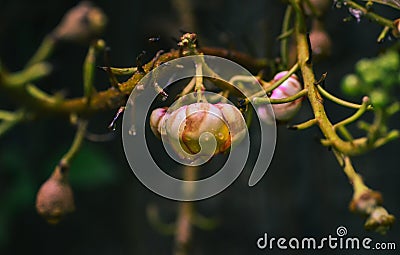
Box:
0, 145, 35, 211
69, 144, 118, 188
362, 0, 400, 10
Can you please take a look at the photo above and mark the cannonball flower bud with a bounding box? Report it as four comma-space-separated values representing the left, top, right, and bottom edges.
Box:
309, 20, 332, 61
150, 102, 246, 158
53, 1, 107, 43
36, 166, 75, 224
257, 71, 303, 124
149, 107, 168, 139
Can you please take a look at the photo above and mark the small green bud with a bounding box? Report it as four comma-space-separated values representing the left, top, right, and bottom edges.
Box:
341, 74, 362, 97
369, 89, 389, 108
355, 59, 373, 75
356, 59, 381, 85
376, 51, 399, 73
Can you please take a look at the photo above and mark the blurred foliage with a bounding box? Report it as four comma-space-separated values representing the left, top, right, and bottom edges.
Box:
66, 144, 118, 188
341, 49, 400, 108
0, 141, 119, 247
40, 142, 119, 189
0, 145, 36, 247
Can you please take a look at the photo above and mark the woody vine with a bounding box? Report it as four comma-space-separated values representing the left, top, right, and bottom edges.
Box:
1, 0, 400, 252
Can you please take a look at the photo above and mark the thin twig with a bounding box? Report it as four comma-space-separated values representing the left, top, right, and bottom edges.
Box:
316, 85, 373, 110
280, 5, 293, 68
253, 89, 307, 105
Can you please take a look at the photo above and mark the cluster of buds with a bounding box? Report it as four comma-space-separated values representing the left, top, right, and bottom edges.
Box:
177, 33, 198, 55
52, 1, 107, 44
258, 71, 303, 124
341, 50, 399, 108
35, 164, 75, 224
150, 102, 246, 160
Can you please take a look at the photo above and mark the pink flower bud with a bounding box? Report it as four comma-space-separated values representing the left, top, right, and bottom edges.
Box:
53, 1, 107, 43
150, 102, 246, 158
258, 71, 303, 123
149, 107, 168, 138
36, 166, 75, 224
309, 20, 332, 60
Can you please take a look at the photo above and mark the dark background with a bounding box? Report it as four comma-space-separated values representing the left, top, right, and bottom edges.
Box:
0, 0, 399, 254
